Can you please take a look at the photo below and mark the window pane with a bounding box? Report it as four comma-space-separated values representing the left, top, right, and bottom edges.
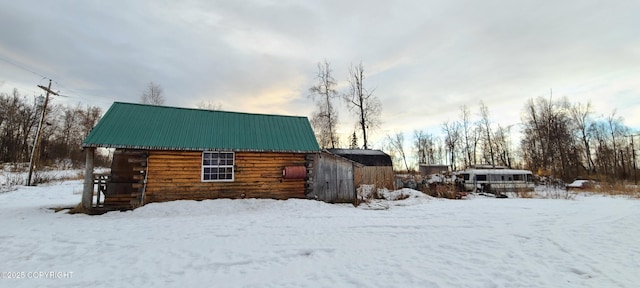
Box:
203, 152, 234, 181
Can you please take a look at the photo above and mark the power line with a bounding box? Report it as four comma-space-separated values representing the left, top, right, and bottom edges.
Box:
0, 84, 41, 96
0, 64, 115, 106
0, 54, 121, 107
0, 54, 50, 80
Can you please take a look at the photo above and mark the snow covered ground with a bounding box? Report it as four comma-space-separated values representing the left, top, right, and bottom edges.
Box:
1, 180, 639, 288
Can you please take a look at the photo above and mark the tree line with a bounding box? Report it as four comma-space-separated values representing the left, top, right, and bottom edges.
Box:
520, 96, 635, 182
384, 95, 636, 182
3, 72, 633, 184
305, 59, 639, 182
0, 89, 106, 168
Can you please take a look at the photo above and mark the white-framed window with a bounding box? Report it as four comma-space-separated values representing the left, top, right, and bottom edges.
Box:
202, 151, 234, 182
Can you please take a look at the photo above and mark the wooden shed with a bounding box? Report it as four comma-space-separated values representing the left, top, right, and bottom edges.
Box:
310, 149, 395, 203
81, 102, 320, 211
308, 151, 359, 203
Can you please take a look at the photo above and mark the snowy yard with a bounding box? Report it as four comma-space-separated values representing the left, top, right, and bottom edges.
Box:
1, 180, 639, 288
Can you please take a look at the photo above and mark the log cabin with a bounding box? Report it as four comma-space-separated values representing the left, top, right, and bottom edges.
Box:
81, 102, 320, 211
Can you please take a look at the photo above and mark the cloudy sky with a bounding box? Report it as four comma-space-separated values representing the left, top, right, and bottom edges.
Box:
1, 0, 639, 149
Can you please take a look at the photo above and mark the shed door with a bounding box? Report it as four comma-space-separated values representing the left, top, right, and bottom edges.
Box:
312, 154, 355, 203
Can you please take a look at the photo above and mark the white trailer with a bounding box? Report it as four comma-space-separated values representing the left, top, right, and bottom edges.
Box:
456, 167, 535, 193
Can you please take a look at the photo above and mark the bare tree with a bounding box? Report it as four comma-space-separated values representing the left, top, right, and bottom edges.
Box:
570, 101, 595, 174
591, 121, 613, 176
521, 96, 579, 180
606, 111, 629, 179
387, 132, 410, 172
0, 89, 38, 162
521, 98, 546, 172
55, 103, 82, 160
442, 121, 461, 171
0, 88, 104, 167
140, 81, 165, 105
79, 105, 102, 138
414, 130, 428, 164
493, 124, 513, 168
479, 101, 494, 166
460, 105, 475, 167
414, 130, 438, 165
434, 139, 446, 165
344, 62, 381, 149
196, 100, 222, 110
309, 60, 339, 149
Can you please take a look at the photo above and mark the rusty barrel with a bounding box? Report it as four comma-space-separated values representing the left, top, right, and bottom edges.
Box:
282, 166, 307, 179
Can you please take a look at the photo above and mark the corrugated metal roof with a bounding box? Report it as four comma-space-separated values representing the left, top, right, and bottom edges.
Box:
82, 102, 320, 152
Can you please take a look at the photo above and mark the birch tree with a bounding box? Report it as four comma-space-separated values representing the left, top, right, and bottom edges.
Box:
344, 62, 381, 149
309, 60, 339, 148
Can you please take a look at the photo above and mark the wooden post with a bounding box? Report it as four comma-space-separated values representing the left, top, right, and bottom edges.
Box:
82, 148, 95, 209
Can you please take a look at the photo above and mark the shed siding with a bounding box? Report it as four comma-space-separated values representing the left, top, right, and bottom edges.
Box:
144, 151, 307, 202
354, 166, 395, 190
311, 153, 356, 203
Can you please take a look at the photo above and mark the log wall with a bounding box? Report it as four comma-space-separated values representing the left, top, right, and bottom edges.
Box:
144, 151, 308, 202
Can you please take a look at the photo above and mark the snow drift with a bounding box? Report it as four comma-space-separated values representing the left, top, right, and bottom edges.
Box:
1, 180, 639, 288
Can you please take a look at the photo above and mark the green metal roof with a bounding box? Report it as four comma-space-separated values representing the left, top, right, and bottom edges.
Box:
82, 102, 320, 153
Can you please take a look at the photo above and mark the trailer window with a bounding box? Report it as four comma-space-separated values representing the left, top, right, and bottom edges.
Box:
513, 174, 523, 181
202, 151, 234, 182
476, 174, 487, 181
490, 174, 504, 181
526, 174, 533, 182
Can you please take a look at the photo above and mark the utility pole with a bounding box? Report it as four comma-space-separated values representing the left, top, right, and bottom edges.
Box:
27, 79, 58, 186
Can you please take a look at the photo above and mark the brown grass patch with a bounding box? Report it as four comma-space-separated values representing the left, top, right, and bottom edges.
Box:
67, 203, 97, 215
592, 182, 640, 198
422, 183, 465, 199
